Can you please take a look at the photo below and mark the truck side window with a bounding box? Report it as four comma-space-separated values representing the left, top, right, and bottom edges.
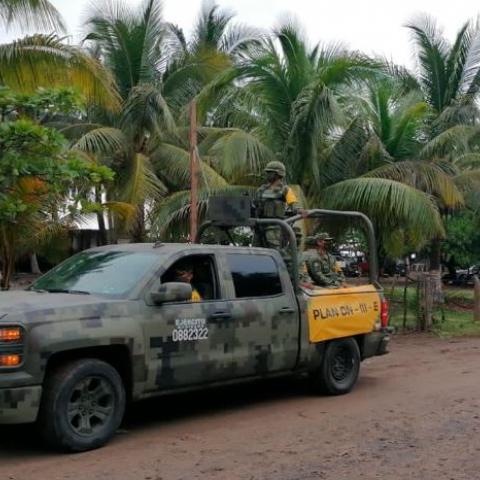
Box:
227, 254, 282, 298
161, 255, 219, 300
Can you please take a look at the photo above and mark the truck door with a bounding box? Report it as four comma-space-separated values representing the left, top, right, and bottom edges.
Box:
224, 252, 299, 377
143, 253, 235, 391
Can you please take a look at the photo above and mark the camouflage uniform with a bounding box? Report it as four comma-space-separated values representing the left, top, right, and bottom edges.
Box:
253, 161, 299, 276
295, 227, 314, 285
302, 234, 345, 288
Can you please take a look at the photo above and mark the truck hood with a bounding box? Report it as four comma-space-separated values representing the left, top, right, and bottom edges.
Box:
0, 290, 126, 319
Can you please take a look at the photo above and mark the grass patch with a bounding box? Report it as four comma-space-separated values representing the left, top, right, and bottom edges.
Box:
385, 283, 480, 337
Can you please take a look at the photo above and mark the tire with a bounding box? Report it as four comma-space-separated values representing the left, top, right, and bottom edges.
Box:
38, 359, 126, 452
312, 338, 361, 395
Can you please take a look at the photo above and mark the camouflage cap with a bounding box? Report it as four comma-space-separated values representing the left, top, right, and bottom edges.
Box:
305, 232, 333, 245
315, 232, 333, 241
264, 161, 286, 177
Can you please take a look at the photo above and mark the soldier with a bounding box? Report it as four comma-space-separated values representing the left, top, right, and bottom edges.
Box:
295, 226, 315, 288
302, 233, 345, 288
254, 161, 300, 250
172, 261, 202, 302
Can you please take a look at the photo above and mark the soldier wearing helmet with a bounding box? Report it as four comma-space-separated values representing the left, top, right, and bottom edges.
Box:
301, 233, 345, 288
255, 161, 299, 221
254, 161, 300, 253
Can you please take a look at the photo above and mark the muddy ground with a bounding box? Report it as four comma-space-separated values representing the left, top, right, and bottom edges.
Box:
1, 334, 479, 480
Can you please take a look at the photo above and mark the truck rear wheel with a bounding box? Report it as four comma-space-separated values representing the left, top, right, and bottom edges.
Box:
312, 338, 360, 395
38, 359, 126, 452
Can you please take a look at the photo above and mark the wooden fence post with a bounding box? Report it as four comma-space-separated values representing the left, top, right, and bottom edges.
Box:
474, 275, 480, 323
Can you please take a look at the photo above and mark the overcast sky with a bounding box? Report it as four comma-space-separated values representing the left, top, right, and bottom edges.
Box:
3, 0, 480, 68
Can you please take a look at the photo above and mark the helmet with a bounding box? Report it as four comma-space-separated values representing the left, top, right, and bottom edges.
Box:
264, 161, 286, 178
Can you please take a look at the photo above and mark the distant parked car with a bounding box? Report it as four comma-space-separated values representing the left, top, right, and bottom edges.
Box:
442, 265, 480, 287
343, 259, 361, 277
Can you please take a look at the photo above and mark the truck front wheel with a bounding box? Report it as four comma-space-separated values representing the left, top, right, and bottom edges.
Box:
38, 359, 126, 452
312, 338, 360, 395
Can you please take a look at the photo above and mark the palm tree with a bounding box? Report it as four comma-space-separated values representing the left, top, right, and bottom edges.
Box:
402, 15, 480, 273
163, 0, 260, 111
320, 77, 463, 257
78, 0, 268, 241
191, 22, 449, 245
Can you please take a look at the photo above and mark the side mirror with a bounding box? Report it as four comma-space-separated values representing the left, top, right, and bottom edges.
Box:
149, 282, 192, 305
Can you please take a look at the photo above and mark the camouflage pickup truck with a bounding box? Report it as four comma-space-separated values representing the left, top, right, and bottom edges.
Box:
0, 209, 390, 452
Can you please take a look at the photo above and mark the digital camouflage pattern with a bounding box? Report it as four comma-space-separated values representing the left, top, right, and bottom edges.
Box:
0, 244, 310, 424
301, 249, 345, 288
0, 242, 387, 425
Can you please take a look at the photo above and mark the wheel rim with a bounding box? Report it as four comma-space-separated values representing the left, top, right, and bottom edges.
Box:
331, 346, 354, 382
67, 376, 115, 436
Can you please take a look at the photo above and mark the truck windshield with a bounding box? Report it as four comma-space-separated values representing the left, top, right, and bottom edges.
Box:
30, 250, 160, 297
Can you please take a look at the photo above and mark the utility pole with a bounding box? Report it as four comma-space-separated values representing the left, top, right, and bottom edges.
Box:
189, 100, 198, 243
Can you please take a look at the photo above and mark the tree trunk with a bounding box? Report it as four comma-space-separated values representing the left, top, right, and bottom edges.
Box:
29, 252, 41, 275
0, 229, 14, 290
95, 187, 108, 246
130, 203, 146, 243
420, 273, 435, 331
107, 210, 117, 244
429, 237, 444, 304
430, 237, 442, 270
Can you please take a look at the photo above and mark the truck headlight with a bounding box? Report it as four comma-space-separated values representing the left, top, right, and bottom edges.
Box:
0, 327, 23, 343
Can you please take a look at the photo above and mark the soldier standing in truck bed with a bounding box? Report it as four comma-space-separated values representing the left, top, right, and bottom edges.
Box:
254, 161, 299, 250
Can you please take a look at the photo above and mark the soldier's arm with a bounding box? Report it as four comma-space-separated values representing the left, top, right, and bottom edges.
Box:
306, 259, 331, 287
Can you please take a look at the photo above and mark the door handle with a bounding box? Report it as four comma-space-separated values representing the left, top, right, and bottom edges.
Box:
279, 307, 295, 314
209, 311, 232, 321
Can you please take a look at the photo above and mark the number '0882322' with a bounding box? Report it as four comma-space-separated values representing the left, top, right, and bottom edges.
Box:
172, 328, 209, 342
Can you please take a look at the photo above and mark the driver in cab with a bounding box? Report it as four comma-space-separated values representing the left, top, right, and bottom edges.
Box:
172, 261, 202, 302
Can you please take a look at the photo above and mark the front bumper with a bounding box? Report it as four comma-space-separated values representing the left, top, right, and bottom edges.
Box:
0, 385, 42, 424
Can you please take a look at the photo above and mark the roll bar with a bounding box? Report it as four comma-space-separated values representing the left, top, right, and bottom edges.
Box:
196, 209, 379, 290
286, 209, 378, 284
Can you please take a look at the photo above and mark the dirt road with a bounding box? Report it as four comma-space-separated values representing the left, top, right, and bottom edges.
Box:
1, 335, 480, 480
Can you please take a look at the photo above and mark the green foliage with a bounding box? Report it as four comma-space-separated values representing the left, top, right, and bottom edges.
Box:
0, 87, 86, 121
443, 210, 480, 268
0, 34, 120, 112
0, 119, 114, 288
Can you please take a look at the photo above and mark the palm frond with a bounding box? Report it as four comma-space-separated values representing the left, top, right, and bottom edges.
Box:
121, 153, 166, 206
207, 129, 276, 180
0, 0, 65, 32
150, 142, 229, 190
323, 177, 445, 240
420, 124, 478, 159
102, 201, 136, 221
121, 83, 177, 136
364, 161, 464, 208
406, 14, 449, 111
73, 127, 128, 154
454, 169, 480, 191
0, 34, 121, 112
